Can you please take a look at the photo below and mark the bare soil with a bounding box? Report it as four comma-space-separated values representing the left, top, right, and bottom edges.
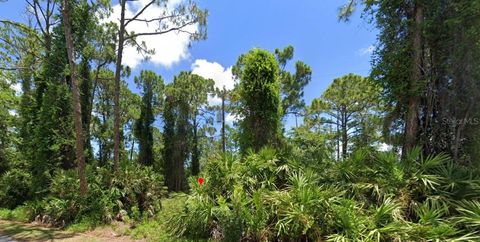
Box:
0, 220, 142, 242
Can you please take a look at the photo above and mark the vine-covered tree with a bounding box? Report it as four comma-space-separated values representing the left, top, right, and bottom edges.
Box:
134, 70, 163, 166
162, 71, 213, 190
61, 0, 87, 196
233, 48, 282, 153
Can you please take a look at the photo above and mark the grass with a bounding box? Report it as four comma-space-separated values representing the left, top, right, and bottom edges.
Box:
0, 206, 32, 222
0, 209, 11, 220
0, 195, 199, 241
129, 193, 208, 242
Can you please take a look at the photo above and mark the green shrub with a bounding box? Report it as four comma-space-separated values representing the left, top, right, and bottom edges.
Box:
132, 194, 190, 241
10, 205, 34, 222
0, 208, 12, 220
0, 206, 34, 222
169, 192, 215, 239
0, 168, 32, 209
31, 163, 166, 227
171, 148, 480, 241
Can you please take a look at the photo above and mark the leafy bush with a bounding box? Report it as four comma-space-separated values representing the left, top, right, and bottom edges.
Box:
10, 205, 35, 222
130, 194, 197, 241
0, 206, 34, 222
0, 208, 12, 220
31, 163, 166, 227
170, 147, 480, 241
0, 168, 32, 209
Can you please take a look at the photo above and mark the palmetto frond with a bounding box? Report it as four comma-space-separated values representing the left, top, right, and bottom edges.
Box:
455, 200, 480, 230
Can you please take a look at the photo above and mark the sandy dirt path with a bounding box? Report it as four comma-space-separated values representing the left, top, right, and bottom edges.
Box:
0, 220, 142, 242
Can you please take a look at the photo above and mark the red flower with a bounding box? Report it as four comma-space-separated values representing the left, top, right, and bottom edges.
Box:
198, 177, 204, 186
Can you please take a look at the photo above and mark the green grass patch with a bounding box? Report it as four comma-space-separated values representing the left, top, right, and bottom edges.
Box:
0, 208, 12, 220
67, 218, 98, 233
10, 206, 33, 222
129, 193, 206, 242
0, 206, 33, 222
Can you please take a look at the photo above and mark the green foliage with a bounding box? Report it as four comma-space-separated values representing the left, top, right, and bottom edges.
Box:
21, 163, 166, 227
345, 0, 480, 163
0, 168, 32, 209
0, 206, 34, 222
163, 72, 214, 191
0, 1, 479, 242
288, 125, 334, 168
171, 147, 480, 241
233, 48, 282, 153
455, 200, 480, 230
274, 45, 312, 118
129, 194, 194, 241
0, 74, 17, 175
306, 73, 383, 159
0, 209, 10, 220
134, 70, 164, 166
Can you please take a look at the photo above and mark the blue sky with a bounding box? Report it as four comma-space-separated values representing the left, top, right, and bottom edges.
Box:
1, 0, 378, 127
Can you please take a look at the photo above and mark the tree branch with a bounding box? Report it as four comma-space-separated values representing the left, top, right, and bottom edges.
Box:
124, 0, 156, 27
125, 20, 197, 41
125, 14, 180, 24
26, 0, 47, 37
0, 66, 31, 71
34, 0, 48, 24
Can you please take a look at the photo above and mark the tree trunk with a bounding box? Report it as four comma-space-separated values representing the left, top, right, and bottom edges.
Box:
61, 0, 87, 197
130, 138, 135, 161
403, 3, 424, 155
341, 106, 348, 159
191, 117, 200, 176
336, 111, 340, 161
113, 0, 126, 172
80, 59, 93, 163
99, 110, 107, 166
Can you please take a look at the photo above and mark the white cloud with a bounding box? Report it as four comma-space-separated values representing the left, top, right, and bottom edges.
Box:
191, 59, 235, 90
191, 59, 236, 105
109, 0, 198, 68
358, 44, 375, 56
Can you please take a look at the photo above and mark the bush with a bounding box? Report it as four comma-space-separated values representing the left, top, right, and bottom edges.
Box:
130, 194, 192, 241
0, 208, 12, 220
10, 205, 35, 222
170, 148, 480, 241
0, 206, 34, 222
31, 163, 166, 227
0, 168, 32, 209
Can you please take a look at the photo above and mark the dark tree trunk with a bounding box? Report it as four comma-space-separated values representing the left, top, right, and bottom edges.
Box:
80, 59, 93, 163
336, 112, 340, 161
130, 138, 135, 161
404, 3, 424, 156
341, 106, 348, 159
113, 0, 126, 172
191, 116, 200, 176
62, 0, 87, 196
